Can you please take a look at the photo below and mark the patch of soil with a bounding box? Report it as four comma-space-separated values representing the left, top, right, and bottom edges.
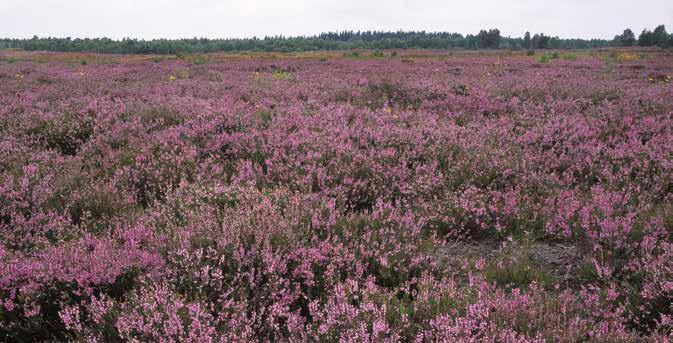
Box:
435, 239, 581, 288
529, 242, 581, 285
434, 238, 500, 283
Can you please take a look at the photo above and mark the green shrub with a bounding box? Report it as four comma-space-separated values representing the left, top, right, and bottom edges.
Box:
272, 70, 293, 80
177, 53, 208, 65
538, 52, 560, 64
7, 56, 19, 63
562, 53, 578, 61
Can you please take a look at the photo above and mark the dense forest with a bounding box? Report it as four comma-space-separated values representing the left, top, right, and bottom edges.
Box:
1, 25, 671, 54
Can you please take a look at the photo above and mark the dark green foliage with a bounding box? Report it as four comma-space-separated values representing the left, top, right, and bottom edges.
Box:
653, 25, 670, 48
532, 33, 551, 49
523, 32, 532, 49
0, 29, 620, 54
628, 292, 673, 335
639, 29, 655, 47
617, 28, 637, 47
0, 281, 78, 342
639, 26, 670, 48
477, 28, 501, 48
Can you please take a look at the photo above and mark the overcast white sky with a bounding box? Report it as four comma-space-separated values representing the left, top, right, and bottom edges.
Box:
1, 0, 672, 40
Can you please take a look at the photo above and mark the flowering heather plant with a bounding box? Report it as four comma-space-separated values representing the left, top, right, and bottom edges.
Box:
0, 49, 672, 341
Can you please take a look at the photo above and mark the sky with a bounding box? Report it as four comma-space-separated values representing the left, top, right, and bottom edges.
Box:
1, 0, 672, 40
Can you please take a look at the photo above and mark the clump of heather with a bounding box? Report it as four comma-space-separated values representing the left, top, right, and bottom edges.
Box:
1, 49, 672, 341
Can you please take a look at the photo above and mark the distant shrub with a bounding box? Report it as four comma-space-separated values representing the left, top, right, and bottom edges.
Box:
526, 50, 536, 56
561, 53, 577, 61
177, 53, 208, 65
615, 52, 640, 62
538, 52, 559, 64
272, 70, 293, 80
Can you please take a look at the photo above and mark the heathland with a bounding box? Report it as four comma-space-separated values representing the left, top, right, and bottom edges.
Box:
0, 48, 672, 341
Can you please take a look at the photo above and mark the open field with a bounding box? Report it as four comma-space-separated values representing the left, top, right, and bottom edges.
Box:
1, 48, 672, 341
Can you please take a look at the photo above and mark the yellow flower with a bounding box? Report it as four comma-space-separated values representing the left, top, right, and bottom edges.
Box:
169, 75, 176, 81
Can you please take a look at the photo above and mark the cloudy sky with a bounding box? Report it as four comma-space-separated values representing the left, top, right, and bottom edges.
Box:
1, 0, 672, 40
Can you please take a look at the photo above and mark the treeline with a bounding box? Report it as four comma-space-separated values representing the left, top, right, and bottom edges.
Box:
614, 25, 673, 48
0, 26, 670, 54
